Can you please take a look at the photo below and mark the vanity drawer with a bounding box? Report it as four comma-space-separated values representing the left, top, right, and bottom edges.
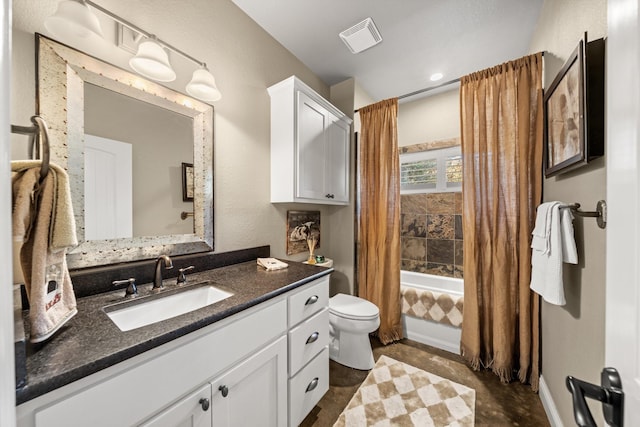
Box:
288, 308, 329, 376
288, 347, 329, 427
288, 276, 329, 327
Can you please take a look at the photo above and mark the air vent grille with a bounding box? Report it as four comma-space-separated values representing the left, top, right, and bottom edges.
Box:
339, 17, 382, 54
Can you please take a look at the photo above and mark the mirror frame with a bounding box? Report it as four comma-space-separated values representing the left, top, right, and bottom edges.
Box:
37, 34, 214, 269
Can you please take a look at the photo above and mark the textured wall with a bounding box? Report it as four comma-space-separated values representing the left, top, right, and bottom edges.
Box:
10, 0, 350, 271
528, 0, 607, 425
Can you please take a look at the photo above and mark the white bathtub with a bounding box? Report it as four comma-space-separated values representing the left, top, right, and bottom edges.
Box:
401, 271, 464, 355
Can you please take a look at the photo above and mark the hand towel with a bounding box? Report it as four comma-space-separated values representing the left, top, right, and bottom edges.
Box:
12, 161, 78, 343
257, 258, 289, 271
529, 202, 578, 306
531, 201, 559, 253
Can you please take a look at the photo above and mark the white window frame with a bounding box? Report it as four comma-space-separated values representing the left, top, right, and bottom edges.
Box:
400, 145, 462, 194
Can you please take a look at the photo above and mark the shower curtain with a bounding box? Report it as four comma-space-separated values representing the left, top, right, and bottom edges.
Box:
357, 98, 403, 345
459, 53, 544, 390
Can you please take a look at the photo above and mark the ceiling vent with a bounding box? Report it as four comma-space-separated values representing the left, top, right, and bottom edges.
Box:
339, 17, 382, 54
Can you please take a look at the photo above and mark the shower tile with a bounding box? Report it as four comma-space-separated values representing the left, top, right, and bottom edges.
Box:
401, 194, 427, 214
454, 265, 464, 278
454, 215, 463, 239
401, 259, 428, 273
401, 237, 426, 260
427, 239, 454, 264
426, 263, 455, 277
454, 240, 464, 266
402, 214, 427, 237
454, 191, 463, 214
427, 215, 454, 239
426, 193, 455, 214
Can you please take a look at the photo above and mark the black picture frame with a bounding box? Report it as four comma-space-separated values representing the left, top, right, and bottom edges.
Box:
543, 33, 605, 177
182, 162, 194, 201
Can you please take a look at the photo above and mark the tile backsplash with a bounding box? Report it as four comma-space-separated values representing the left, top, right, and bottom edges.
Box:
401, 192, 463, 278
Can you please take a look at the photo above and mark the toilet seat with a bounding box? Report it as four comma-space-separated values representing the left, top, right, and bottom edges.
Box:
329, 293, 379, 321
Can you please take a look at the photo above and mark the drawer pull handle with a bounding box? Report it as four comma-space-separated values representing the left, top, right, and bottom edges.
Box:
306, 332, 319, 344
199, 398, 210, 411
305, 295, 319, 305
306, 378, 319, 393
219, 385, 229, 397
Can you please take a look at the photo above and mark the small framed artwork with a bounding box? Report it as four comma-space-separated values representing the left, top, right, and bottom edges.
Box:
544, 33, 605, 177
286, 210, 320, 255
182, 162, 194, 201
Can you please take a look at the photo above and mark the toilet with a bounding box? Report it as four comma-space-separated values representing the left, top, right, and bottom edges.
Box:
328, 293, 380, 370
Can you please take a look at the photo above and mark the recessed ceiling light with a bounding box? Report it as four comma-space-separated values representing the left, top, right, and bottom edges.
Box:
430, 73, 444, 82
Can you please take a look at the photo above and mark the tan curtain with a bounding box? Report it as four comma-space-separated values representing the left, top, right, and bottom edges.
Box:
459, 53, 543, 391
357, 98, 402, 345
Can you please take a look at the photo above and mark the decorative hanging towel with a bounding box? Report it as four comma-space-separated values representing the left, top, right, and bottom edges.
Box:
12, 161, 78, 343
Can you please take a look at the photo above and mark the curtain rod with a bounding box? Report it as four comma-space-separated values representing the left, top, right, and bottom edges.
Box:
354, 52, 545, 113
354, 77, 460, 113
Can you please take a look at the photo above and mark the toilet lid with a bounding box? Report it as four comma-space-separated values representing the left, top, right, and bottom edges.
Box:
329, 293, 380, 320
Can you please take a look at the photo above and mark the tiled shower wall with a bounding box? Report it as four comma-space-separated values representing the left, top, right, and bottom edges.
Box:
400, 192, 463, 278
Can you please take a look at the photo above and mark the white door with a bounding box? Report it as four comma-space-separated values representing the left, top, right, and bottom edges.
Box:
605, 0, 640, 424
210, 336, 287, 427
296, 91, 328, 201
140, 383, 212, 427
84, 134, 132, 240
326, 114, 350, 203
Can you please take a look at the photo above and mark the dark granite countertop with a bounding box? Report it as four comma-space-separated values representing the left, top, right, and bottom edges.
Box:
16, 260, 332, 405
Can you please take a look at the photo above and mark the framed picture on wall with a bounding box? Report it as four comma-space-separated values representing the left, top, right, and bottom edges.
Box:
543, 33, 605, 177
182, 162, 194, 201
286, 210, 321, 255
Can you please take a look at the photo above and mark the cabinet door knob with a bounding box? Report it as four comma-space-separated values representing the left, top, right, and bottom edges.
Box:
218, 385, 229, 397
325, 193, 335, 199
306, 378, 319, 393
305, 295, 319, 305
199, 398, 210, 411
306, 332, 319, 344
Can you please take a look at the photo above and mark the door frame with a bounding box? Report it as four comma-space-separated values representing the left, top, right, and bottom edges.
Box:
605, 0, 640, 424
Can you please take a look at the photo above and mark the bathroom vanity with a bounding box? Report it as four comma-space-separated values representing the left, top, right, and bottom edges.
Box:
16, 260, 331, 427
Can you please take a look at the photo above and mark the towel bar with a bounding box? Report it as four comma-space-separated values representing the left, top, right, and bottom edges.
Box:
11, 115, 51, 183
564, 200, 607, 229
180, 211, 194, 220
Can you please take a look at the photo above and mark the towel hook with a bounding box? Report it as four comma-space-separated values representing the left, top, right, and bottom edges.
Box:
565, 200, 607, 229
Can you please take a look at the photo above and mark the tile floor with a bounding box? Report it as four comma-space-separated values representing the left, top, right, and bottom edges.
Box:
302, 338, 550, 427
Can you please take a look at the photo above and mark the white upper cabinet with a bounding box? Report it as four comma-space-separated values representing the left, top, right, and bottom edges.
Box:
268, 76, 352, 205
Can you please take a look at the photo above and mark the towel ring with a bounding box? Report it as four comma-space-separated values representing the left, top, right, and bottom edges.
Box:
11, 115, 51, 183
564, 200, 607, 229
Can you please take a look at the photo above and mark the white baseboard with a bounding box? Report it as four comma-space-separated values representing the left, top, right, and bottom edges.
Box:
539, 375, 564, 427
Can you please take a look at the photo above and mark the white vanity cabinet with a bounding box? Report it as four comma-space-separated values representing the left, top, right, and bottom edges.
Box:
286, 276, 330, 426
144, 337, 287, 427
268, 76, 352, 205
16, 275, 330, 427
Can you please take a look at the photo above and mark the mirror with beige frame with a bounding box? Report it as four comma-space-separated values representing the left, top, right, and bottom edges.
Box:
37, 34, 214, 269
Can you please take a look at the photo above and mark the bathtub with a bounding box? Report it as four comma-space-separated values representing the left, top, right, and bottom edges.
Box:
400, 271, 464, 355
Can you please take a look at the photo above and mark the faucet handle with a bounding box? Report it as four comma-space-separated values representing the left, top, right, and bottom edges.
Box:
177, 266, 195, 285
113, 278, 137, 298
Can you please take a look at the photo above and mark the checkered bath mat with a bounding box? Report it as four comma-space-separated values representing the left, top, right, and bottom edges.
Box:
333, 355, 475, 427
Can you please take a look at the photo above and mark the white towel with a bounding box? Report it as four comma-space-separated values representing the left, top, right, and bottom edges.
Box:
257, 258, 289, 271
531, 201, 559, 253
530, 202, 578, 306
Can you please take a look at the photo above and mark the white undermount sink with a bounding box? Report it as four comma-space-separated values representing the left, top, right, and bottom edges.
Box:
105, 284, 233, 332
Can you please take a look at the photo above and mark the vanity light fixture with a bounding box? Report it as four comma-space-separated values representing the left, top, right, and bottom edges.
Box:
129, 37, 177, 82
44, 0, 222, 102
44, 0, 104, 40
186, 66, 222, 102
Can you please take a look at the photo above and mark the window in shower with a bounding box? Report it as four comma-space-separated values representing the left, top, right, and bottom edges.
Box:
400, 145, 462, 193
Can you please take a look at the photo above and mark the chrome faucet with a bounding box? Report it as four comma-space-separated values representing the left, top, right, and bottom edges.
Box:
153, 255, 174, 290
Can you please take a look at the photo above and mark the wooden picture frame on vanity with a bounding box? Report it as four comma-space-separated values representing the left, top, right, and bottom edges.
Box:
182, 162, 194, 201
544, 33, 605, 177
286, 210, 321, 255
